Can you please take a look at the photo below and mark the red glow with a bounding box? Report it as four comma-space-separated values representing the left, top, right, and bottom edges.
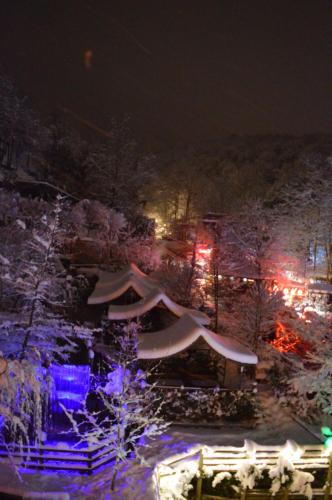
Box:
197, 245, 212, 257
270, 321, 311, 356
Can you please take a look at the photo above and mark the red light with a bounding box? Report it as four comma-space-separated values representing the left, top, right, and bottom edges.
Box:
270, 321, 311, 357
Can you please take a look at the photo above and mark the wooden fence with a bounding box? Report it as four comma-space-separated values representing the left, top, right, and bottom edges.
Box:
0, 439, 115, 474
156, 442, 332, 500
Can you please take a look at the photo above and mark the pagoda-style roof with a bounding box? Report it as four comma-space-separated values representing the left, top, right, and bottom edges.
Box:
87, 263, 210, 325
86, 263, 257, 364
138, 313, 258, 364
107, 288, 209, 324
87, 263, 158, 304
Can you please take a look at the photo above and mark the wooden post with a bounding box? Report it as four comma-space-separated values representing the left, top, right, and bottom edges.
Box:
39, 446, 44, 470
87, 450, 93, 475
195, 448, 204, 500
324, 452, 332, 500
240, 489, 247, 500
282, 488, 289, 500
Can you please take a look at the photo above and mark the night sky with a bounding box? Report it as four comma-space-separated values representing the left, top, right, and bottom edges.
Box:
1, 0, 332, 148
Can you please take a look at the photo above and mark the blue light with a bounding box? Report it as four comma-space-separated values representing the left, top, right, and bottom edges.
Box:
50, 364, 90, 413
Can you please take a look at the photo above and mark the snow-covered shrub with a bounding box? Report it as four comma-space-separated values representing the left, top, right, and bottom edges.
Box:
269, 455, 294, 495
235, 459, 265, 491
211, 471, 232, 488
289, 470, 315, 499
158, 460, 199, 500
156, 260, 205, 309
269, 454, 314, 499
154, 386, 257, 422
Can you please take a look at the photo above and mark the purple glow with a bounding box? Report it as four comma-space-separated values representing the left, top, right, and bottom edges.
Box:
50, 364, 90, 412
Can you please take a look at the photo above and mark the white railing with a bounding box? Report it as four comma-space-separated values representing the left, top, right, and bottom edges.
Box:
0, 440, 115, 474
156, 441, 332, 500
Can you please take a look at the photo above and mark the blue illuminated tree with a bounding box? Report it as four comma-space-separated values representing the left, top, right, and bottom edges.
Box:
63, 322, 168, 491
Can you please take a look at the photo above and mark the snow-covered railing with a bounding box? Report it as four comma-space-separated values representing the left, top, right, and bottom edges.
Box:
156, 441, 332, 499
0, 439, 116, 474
153, 384, 252, 392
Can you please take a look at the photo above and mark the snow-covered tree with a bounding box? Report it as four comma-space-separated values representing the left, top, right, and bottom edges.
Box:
43, 112, 87, 195
0, 191, 91, 445
213, 201, 285, 350
0, 194, 86, 360
217, 200, 283, 280
220, 280, 284, 353
83, 116, 154, 216
63, 322, 168, 490
156, 260, 204, 309
0, 73, 49, 166
255, 304, 332, 421
65, 198, 159, 270
287, 353, 332, 421
277, 160, 332, 280
281, 312, 332, 420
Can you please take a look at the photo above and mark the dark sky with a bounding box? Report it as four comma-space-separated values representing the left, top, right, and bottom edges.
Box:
1, 0, 332, 148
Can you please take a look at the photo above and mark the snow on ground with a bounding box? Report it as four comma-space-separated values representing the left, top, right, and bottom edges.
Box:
0, 410, 321, 500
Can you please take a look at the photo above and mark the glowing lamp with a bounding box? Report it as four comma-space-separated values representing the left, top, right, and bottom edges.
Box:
322, 427, 332, 451
325, 437, 332, 452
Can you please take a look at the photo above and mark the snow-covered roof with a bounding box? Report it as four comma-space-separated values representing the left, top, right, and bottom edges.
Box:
87, 263, 159, 304
138, 314, 257, 364
87, 263, 210, 325
88, 273, 157, 304
107, 288, 209, 324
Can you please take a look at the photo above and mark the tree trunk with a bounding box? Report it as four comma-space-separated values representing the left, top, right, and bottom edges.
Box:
212, 257, 219, 331
314, 239, 318, 271
185, 237, 197, 305
184, 191, 191, 222
110, 460, 119, 491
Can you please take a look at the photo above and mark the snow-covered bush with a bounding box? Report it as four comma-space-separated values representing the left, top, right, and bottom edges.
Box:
269, 455, 294, 495
158, 460, 199, 500
235, 459, 265, 492
154, 387, 257, 422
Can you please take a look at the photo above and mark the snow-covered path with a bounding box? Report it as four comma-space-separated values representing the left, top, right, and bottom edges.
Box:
0, 413, 321, 500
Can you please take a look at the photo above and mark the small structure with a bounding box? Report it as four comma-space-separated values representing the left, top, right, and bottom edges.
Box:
86, 263, 258, 389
